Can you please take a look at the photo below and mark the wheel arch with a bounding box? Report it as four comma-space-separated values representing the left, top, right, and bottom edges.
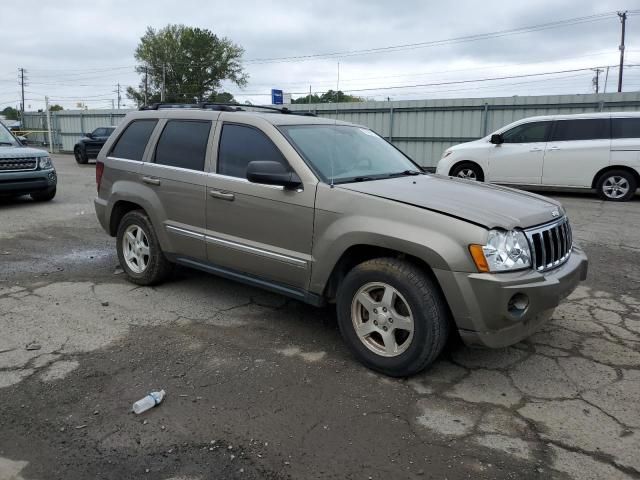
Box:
449, 160, 485, 180
592, 165, 640, 188
109, 200, 146, 236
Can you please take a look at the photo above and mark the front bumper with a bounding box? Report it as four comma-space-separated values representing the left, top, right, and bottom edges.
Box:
0, 168, 57, 196
434, 246, 588, 348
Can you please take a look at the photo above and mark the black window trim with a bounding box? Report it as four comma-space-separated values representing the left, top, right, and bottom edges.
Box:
150, 118, 213, 172
108, 118, 159, 161
549, 118, 611, 142
215, 121, 294, 179
501, 120, 553, 144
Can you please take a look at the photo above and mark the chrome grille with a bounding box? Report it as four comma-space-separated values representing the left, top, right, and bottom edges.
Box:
0, 157, 38, 172
525, 217, 572, 272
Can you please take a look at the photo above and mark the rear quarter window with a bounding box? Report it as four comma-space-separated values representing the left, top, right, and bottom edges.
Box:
612, 118, 640, 139
109, 119, 158, 161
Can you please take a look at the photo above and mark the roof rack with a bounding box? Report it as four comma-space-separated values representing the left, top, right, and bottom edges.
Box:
139, 102, 316, 116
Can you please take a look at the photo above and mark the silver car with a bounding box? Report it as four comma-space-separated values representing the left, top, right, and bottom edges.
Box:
95, 104, 588, 377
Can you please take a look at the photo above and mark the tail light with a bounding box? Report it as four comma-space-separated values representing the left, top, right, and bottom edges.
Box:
96, 161, 104, 192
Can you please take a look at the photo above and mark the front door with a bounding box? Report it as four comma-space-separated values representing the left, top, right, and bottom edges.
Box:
488, 120, 551, 184
542, 118, 610, 187
205, 117, 315, 289
141, 119, 213, 260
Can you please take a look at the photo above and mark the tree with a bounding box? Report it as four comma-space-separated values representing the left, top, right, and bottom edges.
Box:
292, 90, 364, 104
1, 107, 19, 120
49, 104, 63, 112
127, 25, 247, 106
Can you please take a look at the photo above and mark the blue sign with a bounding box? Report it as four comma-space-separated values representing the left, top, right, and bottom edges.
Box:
271, 89, 283, 105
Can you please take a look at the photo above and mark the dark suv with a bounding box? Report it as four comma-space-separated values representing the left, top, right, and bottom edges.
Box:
74, 127, 115, 164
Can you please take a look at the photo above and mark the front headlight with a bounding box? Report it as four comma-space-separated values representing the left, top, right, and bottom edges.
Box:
39, 156, 52, 169
469, 229, 531, 272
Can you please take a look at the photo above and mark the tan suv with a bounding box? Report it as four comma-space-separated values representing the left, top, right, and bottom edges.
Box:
94, 103, 588, 377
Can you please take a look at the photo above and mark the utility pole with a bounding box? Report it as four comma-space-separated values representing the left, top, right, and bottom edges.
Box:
18, 68, 26, 120
116, 82, 121, 110
144, 65, 148, 106
617, 11, 627, 93
308, 85, 311, 112
591, 68, 603, 93
161, 64, 166, 102
603, 66, 610, 93
45, 96, 53, 154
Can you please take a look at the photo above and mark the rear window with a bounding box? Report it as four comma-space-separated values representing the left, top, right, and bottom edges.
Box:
110, 119, 158, 161
612, 118, 640, 139
551, 119, 609, 141
154, 120, 212, 171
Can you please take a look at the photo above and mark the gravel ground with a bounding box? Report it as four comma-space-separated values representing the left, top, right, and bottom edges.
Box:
0, 154, 639, 480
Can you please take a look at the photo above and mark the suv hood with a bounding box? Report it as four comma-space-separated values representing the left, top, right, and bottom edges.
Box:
338, 174, 564, 230
0, 145, 49, 158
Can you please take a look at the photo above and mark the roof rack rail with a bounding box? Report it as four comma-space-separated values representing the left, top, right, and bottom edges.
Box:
139, 102, 316, 116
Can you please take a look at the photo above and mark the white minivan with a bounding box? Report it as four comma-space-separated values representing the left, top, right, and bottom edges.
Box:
436, 112, 640, 201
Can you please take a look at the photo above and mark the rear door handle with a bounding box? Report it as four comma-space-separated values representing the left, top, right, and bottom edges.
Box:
209, 189, 235, 201
529, 147, 542, 152
549, 146, 560, 151
142, 176, 161, 186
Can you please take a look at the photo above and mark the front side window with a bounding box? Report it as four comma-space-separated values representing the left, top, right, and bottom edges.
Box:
154, 120, 211, 171
612, 118, 640, 139
280, 124, 418, 184
110, 119, 158, 161
93, 128, 106, 137
0, 122, 18, 146
217, 124, 288, 178
501, 122, 551, 143
551, 119, 608, 142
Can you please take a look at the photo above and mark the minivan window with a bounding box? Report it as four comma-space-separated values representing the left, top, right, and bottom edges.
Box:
502, 122, 551, 143
217, 124, 288, 178
154, 120, 211, 171
612, 118, 640, 139
551, 119, 608, 142
110, 119, 158, 161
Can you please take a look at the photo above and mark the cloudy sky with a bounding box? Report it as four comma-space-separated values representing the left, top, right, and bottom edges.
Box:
1, 0, 639, 110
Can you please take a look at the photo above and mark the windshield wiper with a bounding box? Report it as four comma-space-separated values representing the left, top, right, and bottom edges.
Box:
387, 169, 423, 178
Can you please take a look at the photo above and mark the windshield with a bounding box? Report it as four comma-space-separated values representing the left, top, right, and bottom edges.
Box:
280, 124, 420, 184
0, 123, 18, 146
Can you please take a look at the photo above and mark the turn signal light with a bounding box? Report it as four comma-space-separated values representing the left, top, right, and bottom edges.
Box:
469, 244, 490, 273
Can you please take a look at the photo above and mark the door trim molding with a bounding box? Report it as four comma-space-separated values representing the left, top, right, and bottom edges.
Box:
166, 224, 205, 241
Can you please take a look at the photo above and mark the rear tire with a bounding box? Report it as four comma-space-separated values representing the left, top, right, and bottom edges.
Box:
596, 170, 636, 201
74, 147, 88, 164
336, 258, 450, 377
450, 162, 484, 181
116, 210, 173, 285
30, 187, 56, 202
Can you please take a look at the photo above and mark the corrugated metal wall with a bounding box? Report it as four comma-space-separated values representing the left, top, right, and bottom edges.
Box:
22, 92, 640, 165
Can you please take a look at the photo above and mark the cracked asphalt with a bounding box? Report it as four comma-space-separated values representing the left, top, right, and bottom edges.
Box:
1, 154, 639, 480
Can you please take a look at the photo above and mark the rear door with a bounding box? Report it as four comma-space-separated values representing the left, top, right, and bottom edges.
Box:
611, 117, 640, 169
205, 116, 316, 289
141, 119, 213, 260
542, 118, 610, 187
488, 121, 551, 184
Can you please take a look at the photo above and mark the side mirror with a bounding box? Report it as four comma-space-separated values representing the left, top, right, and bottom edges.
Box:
246, 161, 302, 189
85, 132, 93, 138
490, 133, 504, 145
17, 135, 27, 144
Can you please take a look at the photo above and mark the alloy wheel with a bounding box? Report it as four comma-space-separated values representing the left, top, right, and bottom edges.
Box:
602, 175, 630, 200
122, 224, 150, 274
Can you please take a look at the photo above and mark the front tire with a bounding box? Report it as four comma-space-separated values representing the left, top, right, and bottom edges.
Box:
336, 258, 450, 377
74, 147, 88, 164
596, 170, 636, 201
450, 162, 484, 181
30, 187, 56, 202
116, 210, 173, 285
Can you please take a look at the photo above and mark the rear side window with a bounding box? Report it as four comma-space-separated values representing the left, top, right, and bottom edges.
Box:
154, 120, 212, 171
612, 118, 640, 139
217, 124, 288, 178
502, 121, 551, 143
551, 119, 608, 141
110, 119, 158, 161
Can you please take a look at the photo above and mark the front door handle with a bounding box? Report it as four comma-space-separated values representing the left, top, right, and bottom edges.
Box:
529, 147, 542, 152
209, 189, 235, 201
142, 176, 161, 186
549, 146, 560, 151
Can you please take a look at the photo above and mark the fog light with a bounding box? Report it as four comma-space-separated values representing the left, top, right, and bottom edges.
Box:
48, 172, 56, 181
508, 293, 529, 316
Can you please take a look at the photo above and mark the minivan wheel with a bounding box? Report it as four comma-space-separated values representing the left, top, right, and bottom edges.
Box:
116, 210, 173, 285
596, 170, 637, 201
451, 162, 483, 181
74, 147, 88, 164
336, 258, 450, 377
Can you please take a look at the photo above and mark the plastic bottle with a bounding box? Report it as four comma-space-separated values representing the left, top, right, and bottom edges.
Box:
132, 390, 165, 414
